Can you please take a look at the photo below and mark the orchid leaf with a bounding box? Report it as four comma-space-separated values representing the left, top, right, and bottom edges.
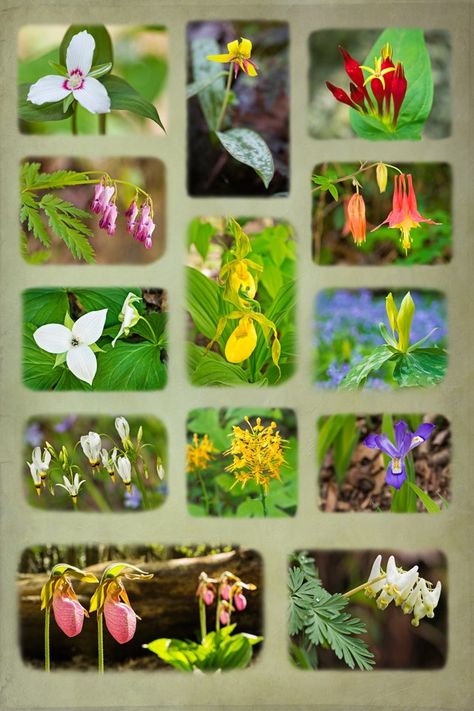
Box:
215, 128, 274, 189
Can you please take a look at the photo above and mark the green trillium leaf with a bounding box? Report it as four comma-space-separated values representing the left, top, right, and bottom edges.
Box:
101, 74, 165, 131
59, 25, 113, 67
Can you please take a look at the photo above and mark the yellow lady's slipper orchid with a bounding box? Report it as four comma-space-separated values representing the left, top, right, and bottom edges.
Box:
207, 38, 258, 77
229, 261, 257, 300
225, 316, 257, 363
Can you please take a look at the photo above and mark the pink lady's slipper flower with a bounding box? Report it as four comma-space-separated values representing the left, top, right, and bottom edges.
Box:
196, 571, 217, 607
363, 419, 435, 489
373, 173, 440, 252
234, 591, 247, 611
27, 31, 110, 114
207, 38, 258, 78
41, 564, 98, 637
90, 563, 153, 646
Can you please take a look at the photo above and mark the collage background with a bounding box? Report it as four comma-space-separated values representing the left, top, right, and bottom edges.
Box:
0, 0, 473, 708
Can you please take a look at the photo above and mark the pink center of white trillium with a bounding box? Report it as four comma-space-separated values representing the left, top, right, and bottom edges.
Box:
63, 68, 85, 91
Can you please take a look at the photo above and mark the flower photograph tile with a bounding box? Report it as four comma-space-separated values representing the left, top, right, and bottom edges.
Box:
19, 545, 263, 671
187, 407, 297, 517
24, 415, 167, 512
186, 217, 296, 386
20, 157, 164, 264
289, 550, 446, 670
315, 289, 447, 390
308, 29, 451, 140
23, 287, 168, 391
18, 25, 168, 135
318, 413, 451, 512
312, 162, 451, 265
187, 21, 289, 196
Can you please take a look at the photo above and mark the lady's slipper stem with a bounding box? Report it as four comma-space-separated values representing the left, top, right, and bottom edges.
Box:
197, 470, 210, 515
199, 596, 207, 642
216, 65, 234, 132
215, 584, 221, 631
97, 613, 104, 673
342, 574, 387, 599
259, 485, 268, 517
44, 607, 51, 672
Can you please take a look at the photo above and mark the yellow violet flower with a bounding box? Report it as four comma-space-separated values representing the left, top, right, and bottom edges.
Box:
225, 417, 285, 493
207, 37, 258, 78
186, 433, 216, 473
225, 316, 258, 363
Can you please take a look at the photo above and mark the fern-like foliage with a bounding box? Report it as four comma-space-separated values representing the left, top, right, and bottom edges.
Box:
288, 552, 375, 671
20, 162, 96, 263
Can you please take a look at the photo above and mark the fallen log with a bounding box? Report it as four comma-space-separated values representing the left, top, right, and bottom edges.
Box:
18, 549, 263, 666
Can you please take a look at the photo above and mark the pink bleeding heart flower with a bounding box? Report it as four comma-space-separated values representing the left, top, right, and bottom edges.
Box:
52, 589, 88, 637
104, 598, 137, 644
91, 184, 115, 215
99, 202, 118, 236
234, 592, 247, 611
134, 204, 156, 245
125, 200, 139, 234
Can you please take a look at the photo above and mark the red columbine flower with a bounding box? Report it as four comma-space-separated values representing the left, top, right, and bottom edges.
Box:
373, 173, 440, 252
346, 192, 367, 244
391, 62, 408, 127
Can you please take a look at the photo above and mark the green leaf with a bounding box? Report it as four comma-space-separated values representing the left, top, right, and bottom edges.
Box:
339, 346, 395, 391
350, 29, 433, 140
23, 288, 69, 325
215, 128, 274, 189
20, 162, 89, 190
188, 219, 216, 260
121, 55, 167, 103
328, 184, 339, 201
333, 415, 358, 485
20, 193, 50, 247
38, 194, 95, 263
407, 481, 441, 513
74, 288, 142, 327
59, 25, 113, 67
100, 74, 165, 131
317, 415, 346, 465
188, 344, 248, 386
18, 83, 74, 123
186, 71, 228, 99
191, 38, 226, 130
48, 61, 68, 76
392, 348, 447, 387
88, 62, 113, 79
186, 267, 221, 340
93, 341, 167, 390
23, 324, 62, 390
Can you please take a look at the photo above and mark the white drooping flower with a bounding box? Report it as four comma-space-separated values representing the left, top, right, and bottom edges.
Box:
27, 31, 111, 114
385, 555, 419, 605
56, 473, 86, 502
33, 309, 107, 385
112, 293, 142, 347
31, 447, 51, 477
100, 447, 117, 476
115, 416, 131, 446
27, 462, 43, 494
420, 579, 442, 619
80, 432, 102, 465
364, 554, 386, 598
115, 456, 132, 491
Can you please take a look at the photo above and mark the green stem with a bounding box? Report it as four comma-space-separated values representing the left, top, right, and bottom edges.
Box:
23, 174, 151, 208
342, 574, 387, 598
311, 161, 403, 193
197, 471, 210, 515
98, 613, 104, 673
199, 597, 207, 642
215, 584, 221, 631
71, 105, 78, 135
259, 486, 268, 517
216, 65, 233, 132
132, 462, 150, 509
138, 316, 157, 344
99, 114, 106, 135
44, 608, 50, 672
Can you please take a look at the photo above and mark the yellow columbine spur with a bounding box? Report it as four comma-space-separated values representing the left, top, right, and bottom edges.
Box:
224, 416, 286, 493
207, 38, 258, 78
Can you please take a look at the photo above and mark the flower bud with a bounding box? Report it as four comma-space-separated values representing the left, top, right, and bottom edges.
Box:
219, 609, 230, 626
202, 588, 214, 606
396, 291, 415, 353
376, 163, 388, 193
385, 292, 399, 335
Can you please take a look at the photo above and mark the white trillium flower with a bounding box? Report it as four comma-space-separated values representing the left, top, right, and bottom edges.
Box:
115, 456, 132, 491
31, 447, 51, 477
33, 308, 107, 385
27, 31, 111, 114
80, 431, 102, 465
56, 473, 86, 502
112, 293, 142, 347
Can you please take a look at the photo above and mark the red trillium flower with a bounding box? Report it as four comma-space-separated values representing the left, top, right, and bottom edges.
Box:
373, 173, 440, 252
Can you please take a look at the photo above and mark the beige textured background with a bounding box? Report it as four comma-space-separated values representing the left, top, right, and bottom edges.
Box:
1, 0, 473, 708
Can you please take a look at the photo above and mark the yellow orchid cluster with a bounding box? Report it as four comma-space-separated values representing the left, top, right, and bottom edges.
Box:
186, 433, 217, 474
207, 218, 281, 370
224, 416, 286, 494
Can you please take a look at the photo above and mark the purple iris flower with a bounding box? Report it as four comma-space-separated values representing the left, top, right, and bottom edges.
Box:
363, 420, 435, 489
